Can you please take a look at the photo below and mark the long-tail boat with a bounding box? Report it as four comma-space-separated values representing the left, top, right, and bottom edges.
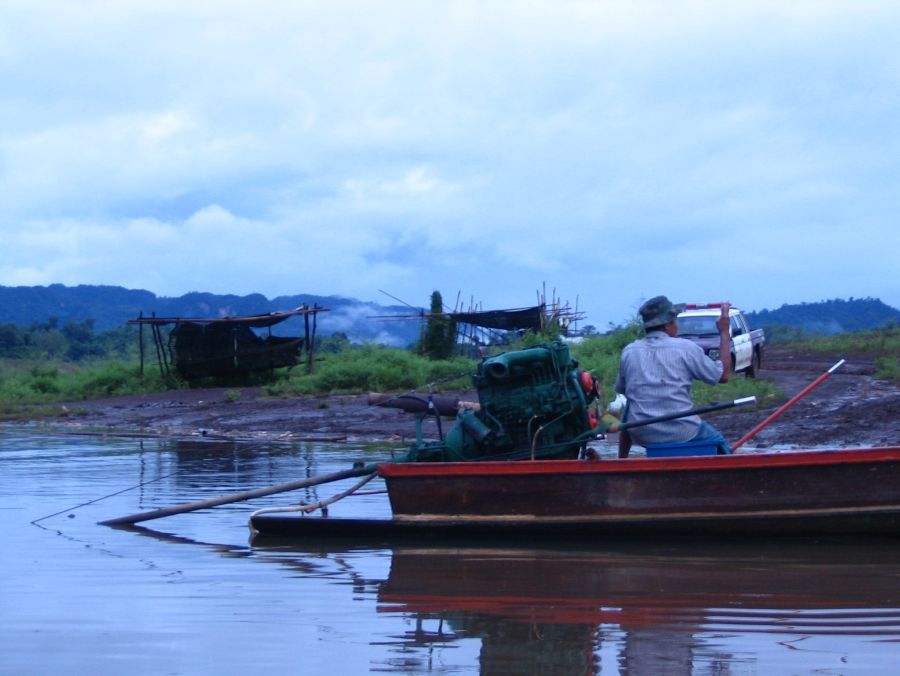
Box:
249, 341, 900, 539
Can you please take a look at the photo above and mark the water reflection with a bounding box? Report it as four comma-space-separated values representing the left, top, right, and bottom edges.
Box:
122, 437, 373, 515
249, 537, 900, 674
4, 430, 899, 674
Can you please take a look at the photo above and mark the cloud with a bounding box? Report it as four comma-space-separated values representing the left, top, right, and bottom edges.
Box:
1, 1, 899, 327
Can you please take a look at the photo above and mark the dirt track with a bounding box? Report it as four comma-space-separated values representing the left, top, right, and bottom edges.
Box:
29, 347, 899, 449
711, 348, 898, 448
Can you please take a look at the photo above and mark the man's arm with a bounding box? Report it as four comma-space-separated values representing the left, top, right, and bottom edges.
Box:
716, 302, 732, 383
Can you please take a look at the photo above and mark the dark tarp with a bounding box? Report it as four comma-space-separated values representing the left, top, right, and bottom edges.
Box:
169, 322, 303, 381
449, 306, 544, 332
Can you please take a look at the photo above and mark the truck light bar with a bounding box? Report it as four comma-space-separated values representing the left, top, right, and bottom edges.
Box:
682, 303, 723, 310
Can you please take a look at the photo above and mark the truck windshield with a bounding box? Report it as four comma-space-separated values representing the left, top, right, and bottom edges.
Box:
677, 316, 719, 335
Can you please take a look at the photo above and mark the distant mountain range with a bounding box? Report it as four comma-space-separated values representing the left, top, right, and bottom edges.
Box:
0, 284, 425, 347
744, 297, 900, 335
1, 285, 897, 345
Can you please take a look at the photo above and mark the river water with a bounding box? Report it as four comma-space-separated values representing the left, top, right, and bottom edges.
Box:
1, 429, 898, 675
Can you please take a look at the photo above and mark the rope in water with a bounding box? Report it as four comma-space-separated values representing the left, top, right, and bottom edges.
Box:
248, 471, 377, 523
31, 470, 180, 525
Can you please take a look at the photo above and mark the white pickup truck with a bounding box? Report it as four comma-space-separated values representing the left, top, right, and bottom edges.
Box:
676, 304, 766, 378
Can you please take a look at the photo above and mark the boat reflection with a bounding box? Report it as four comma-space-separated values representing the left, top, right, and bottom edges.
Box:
253, 536, 900, 674
127, 519, 900, 674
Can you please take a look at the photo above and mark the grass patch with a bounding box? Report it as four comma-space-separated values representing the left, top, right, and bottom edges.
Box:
691, 377, 782, 410
0, 401, 75, 421
0, 358, 175, 420
781, 326, 899, 382
784, 326, 898, 355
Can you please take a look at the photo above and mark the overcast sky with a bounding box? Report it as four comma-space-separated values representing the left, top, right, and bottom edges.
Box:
2, 1, 899, 329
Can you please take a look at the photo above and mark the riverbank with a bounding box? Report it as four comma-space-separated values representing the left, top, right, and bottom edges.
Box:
12, 347, 899, 449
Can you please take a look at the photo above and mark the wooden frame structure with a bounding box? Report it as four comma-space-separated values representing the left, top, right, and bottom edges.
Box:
374, 286, 585, 352
129, 305, 328, 382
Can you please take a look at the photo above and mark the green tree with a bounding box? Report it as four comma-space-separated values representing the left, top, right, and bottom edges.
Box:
0, 323, 24, 357
30, 330, 68, 358
421, 291, 457, 360
62, 319, 104, 361
317, 332, 352, 353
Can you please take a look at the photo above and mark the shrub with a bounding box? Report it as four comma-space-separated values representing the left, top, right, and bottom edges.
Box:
274, 345, 475, 395
875, 356, 900, 383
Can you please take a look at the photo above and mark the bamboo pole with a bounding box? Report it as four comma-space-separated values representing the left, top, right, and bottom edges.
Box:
731, 359, 845, 451
99, 464, 375, 526
616, 397, 757, 432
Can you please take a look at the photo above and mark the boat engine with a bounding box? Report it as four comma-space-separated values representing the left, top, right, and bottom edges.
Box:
408, 341, 600, 462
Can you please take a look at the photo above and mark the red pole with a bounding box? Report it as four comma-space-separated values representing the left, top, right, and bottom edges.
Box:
731, 359, 845, 451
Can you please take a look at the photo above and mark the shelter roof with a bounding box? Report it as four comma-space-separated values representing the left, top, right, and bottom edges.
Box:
128, 306, 328, 329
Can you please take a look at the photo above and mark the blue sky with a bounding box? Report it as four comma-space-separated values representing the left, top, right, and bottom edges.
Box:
2, 1, 899, 329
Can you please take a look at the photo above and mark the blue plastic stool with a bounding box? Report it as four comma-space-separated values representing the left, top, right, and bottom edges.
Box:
645, 439, 721, 458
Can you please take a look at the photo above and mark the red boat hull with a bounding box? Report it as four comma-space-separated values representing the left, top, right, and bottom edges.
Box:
377, 447, 900, 536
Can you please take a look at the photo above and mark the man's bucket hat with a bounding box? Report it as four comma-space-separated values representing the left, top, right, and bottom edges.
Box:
639, 295, 685, 329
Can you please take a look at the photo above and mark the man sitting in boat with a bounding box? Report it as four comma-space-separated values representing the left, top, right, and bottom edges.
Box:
615, 295, 732, 458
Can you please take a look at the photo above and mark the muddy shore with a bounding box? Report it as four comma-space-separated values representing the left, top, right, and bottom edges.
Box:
18, 347, 899, 449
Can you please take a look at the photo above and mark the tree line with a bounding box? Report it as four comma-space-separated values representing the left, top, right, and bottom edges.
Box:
0, 318, 362, 364
0, 319, 135, 361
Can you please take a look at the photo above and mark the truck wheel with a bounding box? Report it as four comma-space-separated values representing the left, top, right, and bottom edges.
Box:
746, 349, 761, 378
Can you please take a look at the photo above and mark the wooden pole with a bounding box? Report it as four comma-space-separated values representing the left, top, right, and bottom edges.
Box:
304, 307, 312, 373
151, 322, 166, 379
310, 306, 318, 373
138, 313, 145, 380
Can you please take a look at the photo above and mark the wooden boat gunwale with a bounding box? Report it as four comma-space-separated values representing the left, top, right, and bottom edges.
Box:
376, 446, 900, 479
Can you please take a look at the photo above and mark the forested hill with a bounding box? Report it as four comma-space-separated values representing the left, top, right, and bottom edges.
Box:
0, 284, 423, 346
744, 298, 900, 338
2, 285, 898, 345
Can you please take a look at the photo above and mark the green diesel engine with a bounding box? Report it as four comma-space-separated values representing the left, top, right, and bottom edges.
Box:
408, 341, 601, 462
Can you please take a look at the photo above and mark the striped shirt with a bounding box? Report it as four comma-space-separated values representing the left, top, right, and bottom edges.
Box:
615, 331, 723, 445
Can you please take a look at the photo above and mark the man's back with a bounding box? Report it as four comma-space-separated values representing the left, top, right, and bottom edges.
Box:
616, 331, 722, 445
